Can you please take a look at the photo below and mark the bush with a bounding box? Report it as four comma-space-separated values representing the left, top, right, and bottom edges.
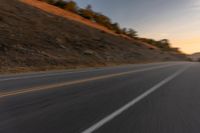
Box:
53, 1, 67, 9
39, 0, 55, 4
64, 1, 77, 13
127, 28, 137, 38
79, 9, 94, 20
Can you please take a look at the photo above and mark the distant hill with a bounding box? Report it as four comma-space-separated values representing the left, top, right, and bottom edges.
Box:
189, 53, 200, 61
0, 0, 188, 73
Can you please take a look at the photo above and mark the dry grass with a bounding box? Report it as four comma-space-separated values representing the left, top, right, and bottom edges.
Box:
20, 0, 117, 35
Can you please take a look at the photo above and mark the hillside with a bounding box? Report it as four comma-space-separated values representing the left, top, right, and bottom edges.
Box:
0, 0, 187, 73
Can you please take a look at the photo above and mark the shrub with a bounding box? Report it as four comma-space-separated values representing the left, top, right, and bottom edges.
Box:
64, 1, 77, 13
79, 9, 94, 20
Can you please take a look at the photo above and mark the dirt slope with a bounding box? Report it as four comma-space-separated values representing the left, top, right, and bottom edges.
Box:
0, 0, 187, 73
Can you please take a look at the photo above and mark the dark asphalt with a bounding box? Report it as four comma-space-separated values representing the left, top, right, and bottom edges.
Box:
0, 62, 199, 133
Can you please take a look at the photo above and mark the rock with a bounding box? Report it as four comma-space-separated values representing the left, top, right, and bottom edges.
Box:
83, 50, 95, 56
58, 44, 67, 49
56, 37, 65, 44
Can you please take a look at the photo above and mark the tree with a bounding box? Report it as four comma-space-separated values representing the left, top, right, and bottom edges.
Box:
111, 23, 121, 34
53, 0, 68, 8
127, 28, 137, 38
122, 28, 127, 34
79, 9, 94, 20
93, 13, 112, 29
39, 0, 56, 4
86, 4, 92, 11
52, 0, 78, 13
64, 1, 77, 13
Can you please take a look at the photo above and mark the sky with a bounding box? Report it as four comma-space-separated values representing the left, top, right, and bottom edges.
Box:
74, 0, 200, 54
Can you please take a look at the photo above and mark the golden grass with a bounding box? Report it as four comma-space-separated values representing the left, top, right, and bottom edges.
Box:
20, 0, 117, 35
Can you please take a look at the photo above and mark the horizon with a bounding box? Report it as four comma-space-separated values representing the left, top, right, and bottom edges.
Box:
75, 0, 200, 54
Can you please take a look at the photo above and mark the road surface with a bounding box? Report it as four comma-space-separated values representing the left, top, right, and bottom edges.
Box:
0, 62, 199, 133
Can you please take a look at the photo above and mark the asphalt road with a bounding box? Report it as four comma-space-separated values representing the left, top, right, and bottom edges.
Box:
0, 62, 199, 133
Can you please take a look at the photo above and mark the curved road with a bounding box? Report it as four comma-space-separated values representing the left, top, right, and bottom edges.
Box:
0, 62, 199, 133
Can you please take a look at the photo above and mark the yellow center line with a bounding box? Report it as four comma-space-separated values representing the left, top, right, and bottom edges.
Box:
0, 64, 178, 98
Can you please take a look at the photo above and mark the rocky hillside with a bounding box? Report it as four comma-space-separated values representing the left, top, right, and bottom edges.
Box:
0, 0, 187, 73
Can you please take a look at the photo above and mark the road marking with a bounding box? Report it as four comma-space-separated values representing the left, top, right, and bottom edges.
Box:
0, 69, 106, 82
0, 62, 172, 82
0, 64, 177, 98
82, 65, 190, 133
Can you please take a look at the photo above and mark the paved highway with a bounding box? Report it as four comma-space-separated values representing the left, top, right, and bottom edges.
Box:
0, 62, 199, 133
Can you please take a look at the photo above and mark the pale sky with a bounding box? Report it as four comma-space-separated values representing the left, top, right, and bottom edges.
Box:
75, 0, 200, 54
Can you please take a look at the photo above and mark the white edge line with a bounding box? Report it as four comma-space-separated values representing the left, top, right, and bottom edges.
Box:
82, 65, 190, 133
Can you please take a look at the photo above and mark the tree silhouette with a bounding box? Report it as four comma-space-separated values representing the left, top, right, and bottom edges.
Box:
64, 1, 77, 13
127, 28, 137, 38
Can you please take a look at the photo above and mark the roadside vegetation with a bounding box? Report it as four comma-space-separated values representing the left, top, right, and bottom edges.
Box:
40, 0, 181, 53
40, 0, 137, 38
